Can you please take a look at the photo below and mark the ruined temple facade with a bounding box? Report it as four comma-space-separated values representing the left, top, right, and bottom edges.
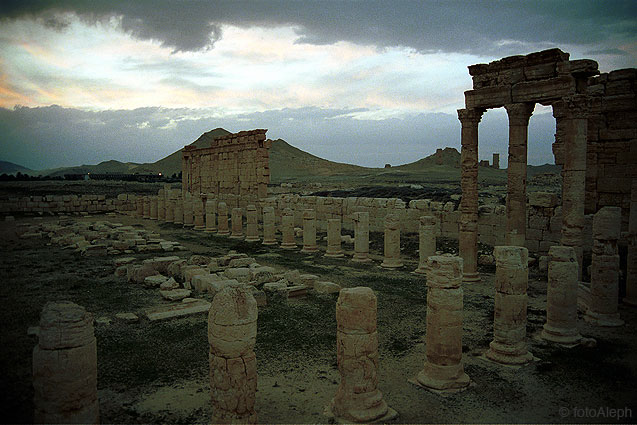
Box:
182, 129, 271, 199
459, 48, 636, 282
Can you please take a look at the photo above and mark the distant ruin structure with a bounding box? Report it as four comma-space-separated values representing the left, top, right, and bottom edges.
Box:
459, 48, 636, 281
182, 129, 271, 199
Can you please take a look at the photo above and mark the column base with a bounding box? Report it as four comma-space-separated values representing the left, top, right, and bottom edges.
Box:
245, 236, 260, 242
262, 240, 277, 246
415, 362, 470, 391
301, 246, 318, 253
541, 324, 582, 345
194, 225, 205, 231
204, 228, 217, 233
280, 243, 297, 250
174, 221, 184, 225
150, 217, 157, 221
183, 223, 194, 228
462, 272, 480, 283
325, 396, 398, 424
325, 251, 345, 258
352, 253, 371, 262
381, 259, 403, 268
216, 230, 230, 236
485, 341, 533, 365
229, 235, 244, 239
584, 311, 624, 327
413, 266, 427, 275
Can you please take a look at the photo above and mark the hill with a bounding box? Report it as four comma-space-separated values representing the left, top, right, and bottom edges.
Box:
0, 160, 33, 175
44, 160, 140, 177
269, 139, 371, 181
129, 128, 232, 176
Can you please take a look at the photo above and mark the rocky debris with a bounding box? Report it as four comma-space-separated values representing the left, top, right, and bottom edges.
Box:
144, 275, 169, 288
115, 312, 139, 322
160, 277, 180, 291
145, 299, 211, 321
160, 288, 192, 301
314, 281, 342, 294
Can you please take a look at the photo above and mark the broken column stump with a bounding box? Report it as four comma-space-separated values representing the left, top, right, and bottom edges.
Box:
208, 286, 258, 424
217, 202, 230, 236
381, 214, 403, 268
280, 208, 297, 249
414, 216, 437, 274
205, 197, 217, 233
301, 209, 318, 253
485, 246, 533, 365
33, 301, 99, 424
327, 287, 397, 423
245, 205, 259, 242
352, 211, 371, 263
414, 256, 470, 390
230, 207, 244, 239
325, 218, 344, 257
262, 206, 277, 245
542, 246, 582, 344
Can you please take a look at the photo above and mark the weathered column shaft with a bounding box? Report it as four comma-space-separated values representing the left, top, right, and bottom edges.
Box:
329, 287, 395, 423
414, 216, 437, 274
505, 103, 533, 247
205, 197, 217, 232
245, 205, 259, 242
165, 198, 175, 223
33, 302, 99, 424
301, 209, 318, 253
193, 196, 205, 230
216, 201, 229, 235
135, 197, 143, 218
458, 107, 484, 282
208, 286, 258, 424
183, 194, 194, 227
416, 256, 469, 390
586, 206, 623, 326
157, 190, 166, 221
280, 209, 296, 249
142, 196, 150, 219
352, 211, 371, 262
230, 207, 244, 239
174, 197, 184, 225
149, 196, 158, 220
262, 206, 277, 245
486, 246, 533, 364
325, 218, 344, 257
542, 246, 582, 344
381, 214, 403, 268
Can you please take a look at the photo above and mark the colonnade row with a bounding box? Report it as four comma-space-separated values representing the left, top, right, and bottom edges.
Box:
35, 235, 621, 423
134, 191, 440, 273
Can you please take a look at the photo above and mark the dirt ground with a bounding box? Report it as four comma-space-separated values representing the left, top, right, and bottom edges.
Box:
1, 208, 636, 424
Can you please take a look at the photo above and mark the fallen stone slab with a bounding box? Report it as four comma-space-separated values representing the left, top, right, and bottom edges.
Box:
114, 257, 136, 267
159, 277, 180, 291
224, 267, 251, 283
314, 281, 342, 294
145, 299, 211, 321
160, 289, 192, 301
144, 275, 169, 288
115, 313, 139, 322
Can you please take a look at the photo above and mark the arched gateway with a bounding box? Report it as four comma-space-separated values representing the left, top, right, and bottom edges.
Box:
458, 48, 636, 283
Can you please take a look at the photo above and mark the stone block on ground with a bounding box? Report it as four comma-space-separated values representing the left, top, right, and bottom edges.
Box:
145, 299, 211, 321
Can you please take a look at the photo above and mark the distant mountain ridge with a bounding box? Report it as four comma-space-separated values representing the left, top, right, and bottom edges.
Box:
0, 160, 33, 175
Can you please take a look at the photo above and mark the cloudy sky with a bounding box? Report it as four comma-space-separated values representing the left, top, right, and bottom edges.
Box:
0, 1, 635, 170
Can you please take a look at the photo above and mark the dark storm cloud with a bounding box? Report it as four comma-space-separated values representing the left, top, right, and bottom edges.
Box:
1, 0, 635, 54
0, 105, 556, 171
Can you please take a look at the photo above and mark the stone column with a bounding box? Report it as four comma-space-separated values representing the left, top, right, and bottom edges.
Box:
352, 212, 371, 262
174, 196, 184, 225
414, 216, 437, 274
328, 287, 396, 423
157, 190, 166, 221
624, 179, 637, 306
556, 95, 590, 280
216, 201, 230, 236
150, 196, 158, 220
301, 209, 318, 253
230, 207, 244, 239
193, 195, 205, 230
325, 218, 344, 257
485, 246, 533, 365
262, 206, 277, 245
541, 246, 582, 344
208, 286, 258, 424
381, 214, 403, 268
280, 208, 296, 249
415, 256, 469, 390
492, 153, 500, 169
586, 206, 624, 326
135, 197, 143, 218
183, 193, 194, 228
142, 196, 150, 219
165, 197, 175, 223
33, 301, 99, 424
245, 205, 259, 242
504, 103, 534, 247
458, 108, 485, 282
205, 197, 217, 233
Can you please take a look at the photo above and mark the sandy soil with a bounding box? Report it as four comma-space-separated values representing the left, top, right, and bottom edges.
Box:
1, 211, 636, 424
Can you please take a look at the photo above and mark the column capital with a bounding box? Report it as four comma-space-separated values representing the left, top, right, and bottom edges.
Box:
504, 103, 534, 126
457, 108, 485, 127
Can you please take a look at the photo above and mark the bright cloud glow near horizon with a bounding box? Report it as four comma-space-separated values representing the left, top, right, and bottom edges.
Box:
0, 1, 635, 170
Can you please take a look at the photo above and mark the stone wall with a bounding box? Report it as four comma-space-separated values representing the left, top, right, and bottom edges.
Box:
0, 194, 136, 214
182, 129, 271, 199
584, 68, 637, 227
